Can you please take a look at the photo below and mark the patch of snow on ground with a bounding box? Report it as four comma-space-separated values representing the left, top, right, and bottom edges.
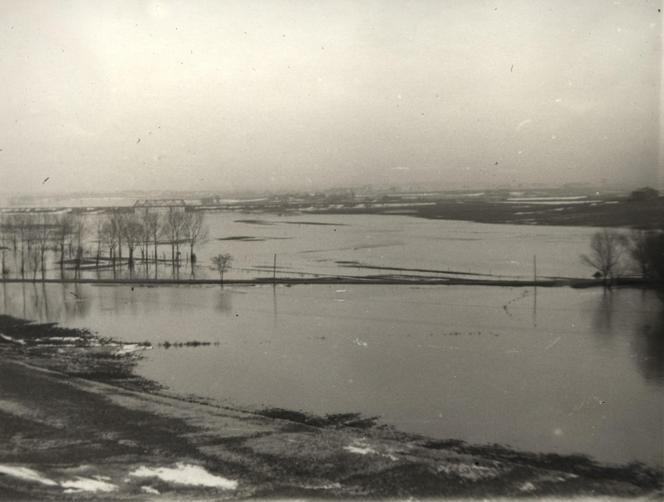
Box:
0, 465, 58, 486
436, 462, 501, 481
61, 476, 117, 493
115, 344, 149, 355
519, 481, 537, 492
343, 441, 399, 461
344, 440, 377, 456
0, 334, 25, 345
129, 463, 238, 489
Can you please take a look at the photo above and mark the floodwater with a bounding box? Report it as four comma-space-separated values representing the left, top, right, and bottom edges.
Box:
1, 280, 662, 468
1, 212, 606, 281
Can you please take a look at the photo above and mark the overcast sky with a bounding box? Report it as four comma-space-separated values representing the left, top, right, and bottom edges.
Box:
0, 0, 661, 194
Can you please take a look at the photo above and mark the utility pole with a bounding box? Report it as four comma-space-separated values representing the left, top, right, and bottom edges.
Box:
273, 254, 277, 283
533, 255, 537, 285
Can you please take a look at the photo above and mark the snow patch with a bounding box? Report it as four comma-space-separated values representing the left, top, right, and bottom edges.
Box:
344, 444, 376, 455
0, 465, 57, 486
519, 481, 537, 492
61, 476, 117, 493
343, 441, 398, 461
141, 486, 160, 494
436, 462, 501, 481
129, 463, 238, 489
0, 334, 25, 345
114, 344, 149, 355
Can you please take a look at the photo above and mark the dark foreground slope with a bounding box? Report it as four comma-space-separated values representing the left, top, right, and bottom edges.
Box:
0, 315, 661, 500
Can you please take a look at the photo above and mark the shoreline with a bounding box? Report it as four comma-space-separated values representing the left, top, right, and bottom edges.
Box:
0, 314, 662, 499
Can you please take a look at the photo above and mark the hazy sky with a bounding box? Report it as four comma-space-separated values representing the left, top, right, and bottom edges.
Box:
0, 0, 661, 194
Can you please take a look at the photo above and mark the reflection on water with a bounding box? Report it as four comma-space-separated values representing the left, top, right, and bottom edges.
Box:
591, 289, 664, 380
0, 283, 662, 467
592, 291, 617, 338
633, 307, 664, 380
0, 213, 610, 281
215, 289, 233, 314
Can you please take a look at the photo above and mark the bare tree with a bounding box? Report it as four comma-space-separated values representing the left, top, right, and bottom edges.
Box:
165, 208, 186, 266
34, 215, 54, 280
145, 212, 161, 264
9, 214, 31, 278
138, 209, 155, 267
581, 229, 629, 288
110, 211, 126, 262
211, 253, 232, 285
99, 220, 118, 274
53, 213, 74, 271
629, 229, 654, 279
122, 215, 144, 269
94, 218, 104, 267
182, 211, 209, 265
628, 229, 664, 285
70, 214, 87, 277
28, 245, 40, 280
0, 214, 10, 276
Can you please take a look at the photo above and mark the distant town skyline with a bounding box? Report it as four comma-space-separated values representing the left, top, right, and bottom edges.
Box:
1, 0, 661, 194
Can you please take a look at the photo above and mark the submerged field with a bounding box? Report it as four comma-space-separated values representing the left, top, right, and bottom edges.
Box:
0, 212, 662, 498
0, 211, 621, 283
1, 282, 661, 469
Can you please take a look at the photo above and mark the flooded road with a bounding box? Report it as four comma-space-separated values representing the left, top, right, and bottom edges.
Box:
1, 281, 661, 468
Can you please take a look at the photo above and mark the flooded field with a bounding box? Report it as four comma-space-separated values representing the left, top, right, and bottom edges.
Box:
1, 280, 661, 468
1, 212, 607, 281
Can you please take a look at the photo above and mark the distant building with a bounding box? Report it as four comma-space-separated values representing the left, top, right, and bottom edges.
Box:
133, 199, 187, 215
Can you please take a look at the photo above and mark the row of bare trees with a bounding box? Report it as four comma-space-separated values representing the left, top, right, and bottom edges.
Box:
0, 213, 86, 279
581, 228, 664, 289
0, 209, 209, 279
97, 209, 209, 274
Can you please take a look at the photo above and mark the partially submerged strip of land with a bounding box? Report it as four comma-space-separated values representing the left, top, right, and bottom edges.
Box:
306, 197, 664, 228
0, 314, 661, 500
0, 275, 658, 289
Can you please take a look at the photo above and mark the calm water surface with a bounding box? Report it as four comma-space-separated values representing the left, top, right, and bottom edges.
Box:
2, 212, 605, 280
1, 281, 661, 467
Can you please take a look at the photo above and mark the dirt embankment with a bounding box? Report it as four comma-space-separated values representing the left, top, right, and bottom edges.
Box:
0, 315, 661, 500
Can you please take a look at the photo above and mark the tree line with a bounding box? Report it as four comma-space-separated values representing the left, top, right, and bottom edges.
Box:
581, 228, 664, 289
0, 209, 209, 279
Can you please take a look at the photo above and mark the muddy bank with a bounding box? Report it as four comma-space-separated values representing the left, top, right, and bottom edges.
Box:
0, 315, 661, 500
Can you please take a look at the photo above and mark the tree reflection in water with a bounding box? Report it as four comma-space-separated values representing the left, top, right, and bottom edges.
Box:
215, 289, 233, 314
632, 301, 664, 381
591, 290, 617, 339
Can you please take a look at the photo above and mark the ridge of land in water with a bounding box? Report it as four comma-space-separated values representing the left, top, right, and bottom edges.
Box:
0, 275, 659, 289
